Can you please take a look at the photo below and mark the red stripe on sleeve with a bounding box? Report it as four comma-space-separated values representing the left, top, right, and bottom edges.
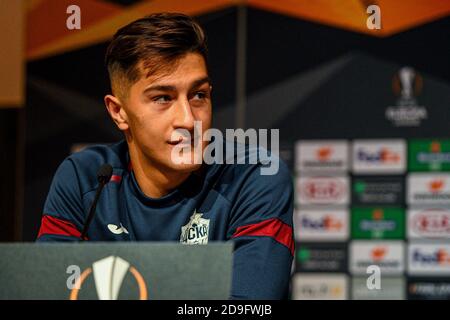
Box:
37, 215, 86, 240
232, 218, 294, 255
110, 175, 122, 183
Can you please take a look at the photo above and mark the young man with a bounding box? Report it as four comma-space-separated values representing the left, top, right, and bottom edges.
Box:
36, 13, 294, 299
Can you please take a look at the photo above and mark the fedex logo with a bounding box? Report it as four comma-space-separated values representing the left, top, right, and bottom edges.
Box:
408, 244, 450, 275
412, 249, 450, 265
357, 148, 401, 164
352, 140, 406, 174
295, 210, 348, 241
301, 216, 343, 231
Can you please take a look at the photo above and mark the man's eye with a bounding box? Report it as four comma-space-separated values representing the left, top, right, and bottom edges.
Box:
192, 91, 207, 100
153, 95, 172, 104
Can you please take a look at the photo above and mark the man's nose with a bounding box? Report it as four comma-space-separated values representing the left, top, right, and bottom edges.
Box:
173, 97, 195, 131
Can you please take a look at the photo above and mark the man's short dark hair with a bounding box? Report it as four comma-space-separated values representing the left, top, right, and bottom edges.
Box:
105, 12, 208, 99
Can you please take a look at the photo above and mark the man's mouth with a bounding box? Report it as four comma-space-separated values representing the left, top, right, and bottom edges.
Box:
167, 137, 194, 146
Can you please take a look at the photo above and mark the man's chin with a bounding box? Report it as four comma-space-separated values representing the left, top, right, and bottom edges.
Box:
168, 161, 203, 173
168, 147, 205, 173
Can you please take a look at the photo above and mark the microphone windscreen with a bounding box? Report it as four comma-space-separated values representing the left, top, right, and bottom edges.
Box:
97, 164, 113, 184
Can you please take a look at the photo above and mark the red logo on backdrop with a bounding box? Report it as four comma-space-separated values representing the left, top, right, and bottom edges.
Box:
429, 180, 445, 193
323, 215, 343, 231
379, 148, 401, 163
316, 147, 332, 162
412, 210, 450, 236
430, 141, 441, 153
372, 209, 384, 220
371, 247, 387, 262
302, 179, 344, 202
437, 249, 450, 265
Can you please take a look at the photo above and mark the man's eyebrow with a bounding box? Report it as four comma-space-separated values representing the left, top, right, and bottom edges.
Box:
143, 84, 176, 93
143, 77, 211, 93
190, 76, 212, 89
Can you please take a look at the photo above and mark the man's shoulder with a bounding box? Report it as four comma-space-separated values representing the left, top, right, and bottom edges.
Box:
209, 142, 293, 233
59, 140, 128, 193
69, 140, 128, 168
224, 141, 290, 181
210, 141, 292, 200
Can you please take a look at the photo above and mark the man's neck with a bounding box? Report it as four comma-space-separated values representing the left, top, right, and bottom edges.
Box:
128, 144, 191, 198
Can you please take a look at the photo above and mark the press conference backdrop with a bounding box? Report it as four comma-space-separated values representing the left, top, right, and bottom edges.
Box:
293, 139, 450, 300
23, 1, 450, 299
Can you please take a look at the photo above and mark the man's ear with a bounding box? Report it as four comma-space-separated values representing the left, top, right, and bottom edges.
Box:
104, 94, 129, 131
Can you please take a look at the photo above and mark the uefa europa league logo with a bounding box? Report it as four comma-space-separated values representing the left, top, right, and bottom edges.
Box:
393, 66, 423, 105
386, 66, 427, 127
399, 67, 415, 100
69, 256, 148, 300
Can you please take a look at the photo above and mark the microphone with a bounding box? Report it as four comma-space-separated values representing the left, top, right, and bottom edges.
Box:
80, 164, 113, 241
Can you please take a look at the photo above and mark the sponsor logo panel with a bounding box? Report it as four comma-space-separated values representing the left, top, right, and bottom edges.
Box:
352, 140, 406, 174
294, 209, 349, 241
295, 243, 347, 273
295, 140, 349, 172
407, 278, 450, 300
408, 243, 450, 275
350, 241, 405, 275
352, 277, 405, 300
407, 173, 450, 205
296, 176, 349, 206
352, 176, 404, 206
408, 209, 450, 239
291, 274, 348, 300
351, 207, 405, 239
408, 139, 450, 171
